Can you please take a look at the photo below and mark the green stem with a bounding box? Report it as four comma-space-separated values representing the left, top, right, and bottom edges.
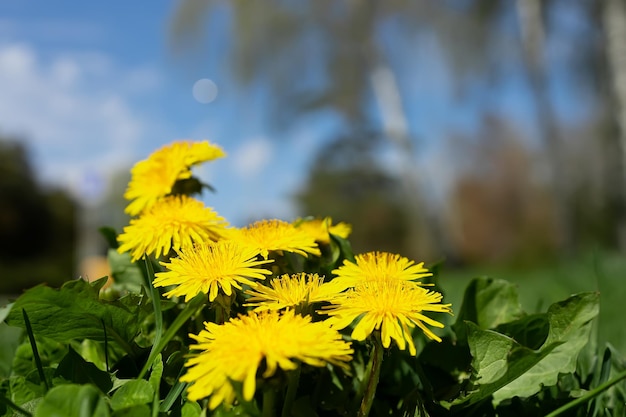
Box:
281, 366, 301, 417
262, 387, 277, 417
545, 368, 626, 417
357, 334, 384, 417
138, 294, 206, 379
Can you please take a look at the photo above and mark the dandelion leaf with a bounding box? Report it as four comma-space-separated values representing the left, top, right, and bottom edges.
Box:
446, 291, 599, 409
452, 277, 524, 342
35, 384, 110, 417
110, 379, 154, 411
5, 278, 148, 350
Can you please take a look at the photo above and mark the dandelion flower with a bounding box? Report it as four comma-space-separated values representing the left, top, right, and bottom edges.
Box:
294, 217, 352, 244
245, 273, 339, 311
322, 279, 452, 354
124, 140, 226, 215
154, 240, 273, 302
227, 219, 321, 259
181, 310, 353, 409
330, 251, 432, 292
117, 195, 228, 261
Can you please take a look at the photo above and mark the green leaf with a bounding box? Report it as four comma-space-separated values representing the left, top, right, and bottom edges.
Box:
147, 354, 163, 395
181, 401, 202, 417
35, 384, 110, 417
452, 277, 524, 342
0, 322, 22, 378
495, 313, 550, 350
446, 292, 599, 408
54, 347, 113, 394
492, 292, 599, 403
107, 249, 143, 293
110, 379, 154, 411
9, 370, 48, 407
5, 279, 148, 354
111, 404, 151, 417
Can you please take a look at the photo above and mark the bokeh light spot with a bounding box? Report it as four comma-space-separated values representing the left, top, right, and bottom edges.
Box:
192, 78, 218, 104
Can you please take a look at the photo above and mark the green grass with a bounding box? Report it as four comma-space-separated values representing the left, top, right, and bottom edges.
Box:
438, 250, 626, 353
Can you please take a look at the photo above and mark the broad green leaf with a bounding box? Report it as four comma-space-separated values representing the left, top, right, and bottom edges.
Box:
445, 292, 599, 408
35, 384, 110, 417
110, 379, 154, 411
54, 347, 113, 393
5, 279, 148, 353
452, 277, 524, 342
492, 292, 599, 403
495, 313, 550, 350
111, 404, 151, 417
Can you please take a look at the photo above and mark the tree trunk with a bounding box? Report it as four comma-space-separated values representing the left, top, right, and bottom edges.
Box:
602, 0, 626, 249
516, 0, 574, 253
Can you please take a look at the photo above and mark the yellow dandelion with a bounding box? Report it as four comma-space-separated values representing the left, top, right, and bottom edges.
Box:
124, 140, 226, 215
322, 279, 452, 355
294, 217, 352, 244
228, 219, 321, 259
154, 240, 273, 302
181, 309, 353, 409
244, 273, 340, 311
117, 195, 229, 261
330, 251, 432, 292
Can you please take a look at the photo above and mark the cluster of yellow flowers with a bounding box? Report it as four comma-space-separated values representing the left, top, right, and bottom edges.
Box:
116, 140, 452, 410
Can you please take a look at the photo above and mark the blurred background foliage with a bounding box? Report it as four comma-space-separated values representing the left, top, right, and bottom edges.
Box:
0, 141, 76, 293
169, 0, 626, 262
2, 0, 626, 347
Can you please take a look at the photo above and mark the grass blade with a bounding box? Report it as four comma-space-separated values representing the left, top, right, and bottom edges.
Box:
21, 308, 49, 391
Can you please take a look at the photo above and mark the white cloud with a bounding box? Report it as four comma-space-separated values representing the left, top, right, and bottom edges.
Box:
0, 42, 155, 203
231, 137, 274, 179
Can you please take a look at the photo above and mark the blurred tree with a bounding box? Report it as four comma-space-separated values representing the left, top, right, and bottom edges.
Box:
171, 0, 625, 263
602, 0, 626, 248
448, 116, 558, 265
295, 131, 413, 257
171, 0, 463, 258
0, 140, 77, 293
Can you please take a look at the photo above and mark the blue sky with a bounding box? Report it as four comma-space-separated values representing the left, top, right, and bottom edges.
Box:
0, 0, 324, 225
0, 1, 594, 228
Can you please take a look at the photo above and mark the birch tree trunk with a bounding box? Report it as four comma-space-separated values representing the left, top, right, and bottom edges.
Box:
516, 0, 574, 253
602, 0, 626, 249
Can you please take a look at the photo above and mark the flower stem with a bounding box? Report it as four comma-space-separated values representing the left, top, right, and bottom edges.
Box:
357, 334, 384, 417
138, 293, 206, 379
281, 366, 301, 417
262, 387, 277, 417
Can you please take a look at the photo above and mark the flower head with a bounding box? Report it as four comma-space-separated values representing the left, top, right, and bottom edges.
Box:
245, 273, 339, 311
154, 240, 273, 302
330, 251, 432, 292
117, 195, 229, 261
227, 219, 321, 259
322, 279, 452, 355
294, 217, 352, 244
124, 140, 226, 215
181, 310, 353, 409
